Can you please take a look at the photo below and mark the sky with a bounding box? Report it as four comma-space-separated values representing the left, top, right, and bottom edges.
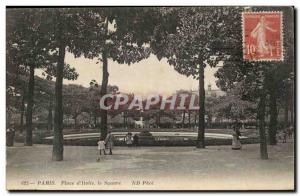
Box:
36, 52, 220, 96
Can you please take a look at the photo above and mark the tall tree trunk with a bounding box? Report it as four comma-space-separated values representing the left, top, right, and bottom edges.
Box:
100, 18, 109, 140
290, 84, 294, 127
156, 110, 160, 128
100, 49, 109, 140
269, 87, 278, 145
20, 87, 25, 133
182, 110, 185, 128
290, 102, 294, 126
258, 89, 268, 159
188, 110, 191, 128
47, 95, 53, 131
158, 110, 161, 128
93, 110, 97, 127
74, 114, 78, 128
123, 111, 127, 128
89, 112, 92, 125
125, 111, 128, 128
52, 43, 65, 161
25, 65, 35, 146
284, 90, 289, 128
197, 63, 205, 148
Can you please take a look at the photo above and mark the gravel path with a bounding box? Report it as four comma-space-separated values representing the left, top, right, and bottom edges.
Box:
6, 141, 294, 190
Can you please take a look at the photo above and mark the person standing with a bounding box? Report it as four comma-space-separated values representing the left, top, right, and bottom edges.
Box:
6, 124, 15, 147
124, 132, 133, 147
250, 16, 277, 56
105, 131, 114, 155
96, 139, 106, 162
98, 139, 106, 155
133, 134, 139, 147
232, 122, 242, 150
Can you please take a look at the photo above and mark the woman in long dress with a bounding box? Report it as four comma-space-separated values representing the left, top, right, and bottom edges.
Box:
232, 122, 242, 150
105, 131, 114, 155
250, 16, 277, 56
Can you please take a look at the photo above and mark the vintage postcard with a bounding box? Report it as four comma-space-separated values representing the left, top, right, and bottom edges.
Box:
6, 6, 295, 191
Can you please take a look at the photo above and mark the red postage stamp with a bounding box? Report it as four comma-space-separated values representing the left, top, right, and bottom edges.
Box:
243, 12, 283, 61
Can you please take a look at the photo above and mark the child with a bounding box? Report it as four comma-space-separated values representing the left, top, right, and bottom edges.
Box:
96, 140, 106, 162
124, 132, 133, 147
282, 129, 287, 143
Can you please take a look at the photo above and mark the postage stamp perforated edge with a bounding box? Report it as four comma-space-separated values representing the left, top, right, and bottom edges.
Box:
242, 11, 284, 62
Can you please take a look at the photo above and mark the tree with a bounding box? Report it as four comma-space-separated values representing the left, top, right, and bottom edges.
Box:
87, 80, 101, 127
73, 8, 155, 139
63, 84, 88, 128
212, 82, 256, 126
151, 7, 241, 148
258, 77, 268, 159
7, 7, 80, 148
7, 9, 54, 146
6, 70, 28, 133
33, 68, 78, 132
251, 7, 294, 150
215, 7, 294, 158
88, 79, 119, 128
36, 8, 97, 160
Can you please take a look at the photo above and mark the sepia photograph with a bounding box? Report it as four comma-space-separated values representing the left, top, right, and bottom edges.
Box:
5, 6, 295, 191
